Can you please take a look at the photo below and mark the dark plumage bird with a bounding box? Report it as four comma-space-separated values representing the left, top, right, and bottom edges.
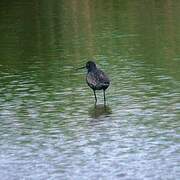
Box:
78, 61, 110, 104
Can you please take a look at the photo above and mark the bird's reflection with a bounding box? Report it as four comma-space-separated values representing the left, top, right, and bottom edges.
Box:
88, 104, 112, 119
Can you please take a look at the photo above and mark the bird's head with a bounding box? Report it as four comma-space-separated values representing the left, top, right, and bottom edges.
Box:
77, 61, 97, 72
86, 61, 96, 71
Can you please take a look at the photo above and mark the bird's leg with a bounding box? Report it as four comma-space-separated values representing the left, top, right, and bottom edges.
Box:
103, 90, 106, 106
93, 90, 97, 104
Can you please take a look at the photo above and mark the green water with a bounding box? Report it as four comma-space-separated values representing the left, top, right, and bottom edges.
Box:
0, 1, 180, 179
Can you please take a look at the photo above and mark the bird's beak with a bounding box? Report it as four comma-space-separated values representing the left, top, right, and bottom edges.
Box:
76, 66, 85, 70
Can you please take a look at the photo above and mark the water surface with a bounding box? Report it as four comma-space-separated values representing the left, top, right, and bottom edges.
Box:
0, 1, 180, 179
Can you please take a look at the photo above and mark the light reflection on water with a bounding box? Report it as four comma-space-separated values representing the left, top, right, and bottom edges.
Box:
0, 0, 180, 179
0, 58, 179, 179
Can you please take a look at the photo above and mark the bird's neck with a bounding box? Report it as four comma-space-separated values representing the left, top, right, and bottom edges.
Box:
88, 67, 97, 73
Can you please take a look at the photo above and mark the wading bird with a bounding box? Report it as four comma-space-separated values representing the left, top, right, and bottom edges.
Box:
78, 61, 110, 105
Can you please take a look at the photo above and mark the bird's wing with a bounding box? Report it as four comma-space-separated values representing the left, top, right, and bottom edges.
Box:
97, 69, 110, 84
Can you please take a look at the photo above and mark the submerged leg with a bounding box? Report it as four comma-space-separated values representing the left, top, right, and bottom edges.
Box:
93, 90, 97, 104
103, 90, 106, 106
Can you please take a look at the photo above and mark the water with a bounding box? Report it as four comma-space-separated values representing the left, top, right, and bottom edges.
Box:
0, 1, 180, 179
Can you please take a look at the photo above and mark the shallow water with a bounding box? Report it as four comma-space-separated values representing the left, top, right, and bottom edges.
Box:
0, 1, 180, 179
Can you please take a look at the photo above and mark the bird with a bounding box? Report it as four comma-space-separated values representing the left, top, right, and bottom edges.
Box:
78, 61, 110, 105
